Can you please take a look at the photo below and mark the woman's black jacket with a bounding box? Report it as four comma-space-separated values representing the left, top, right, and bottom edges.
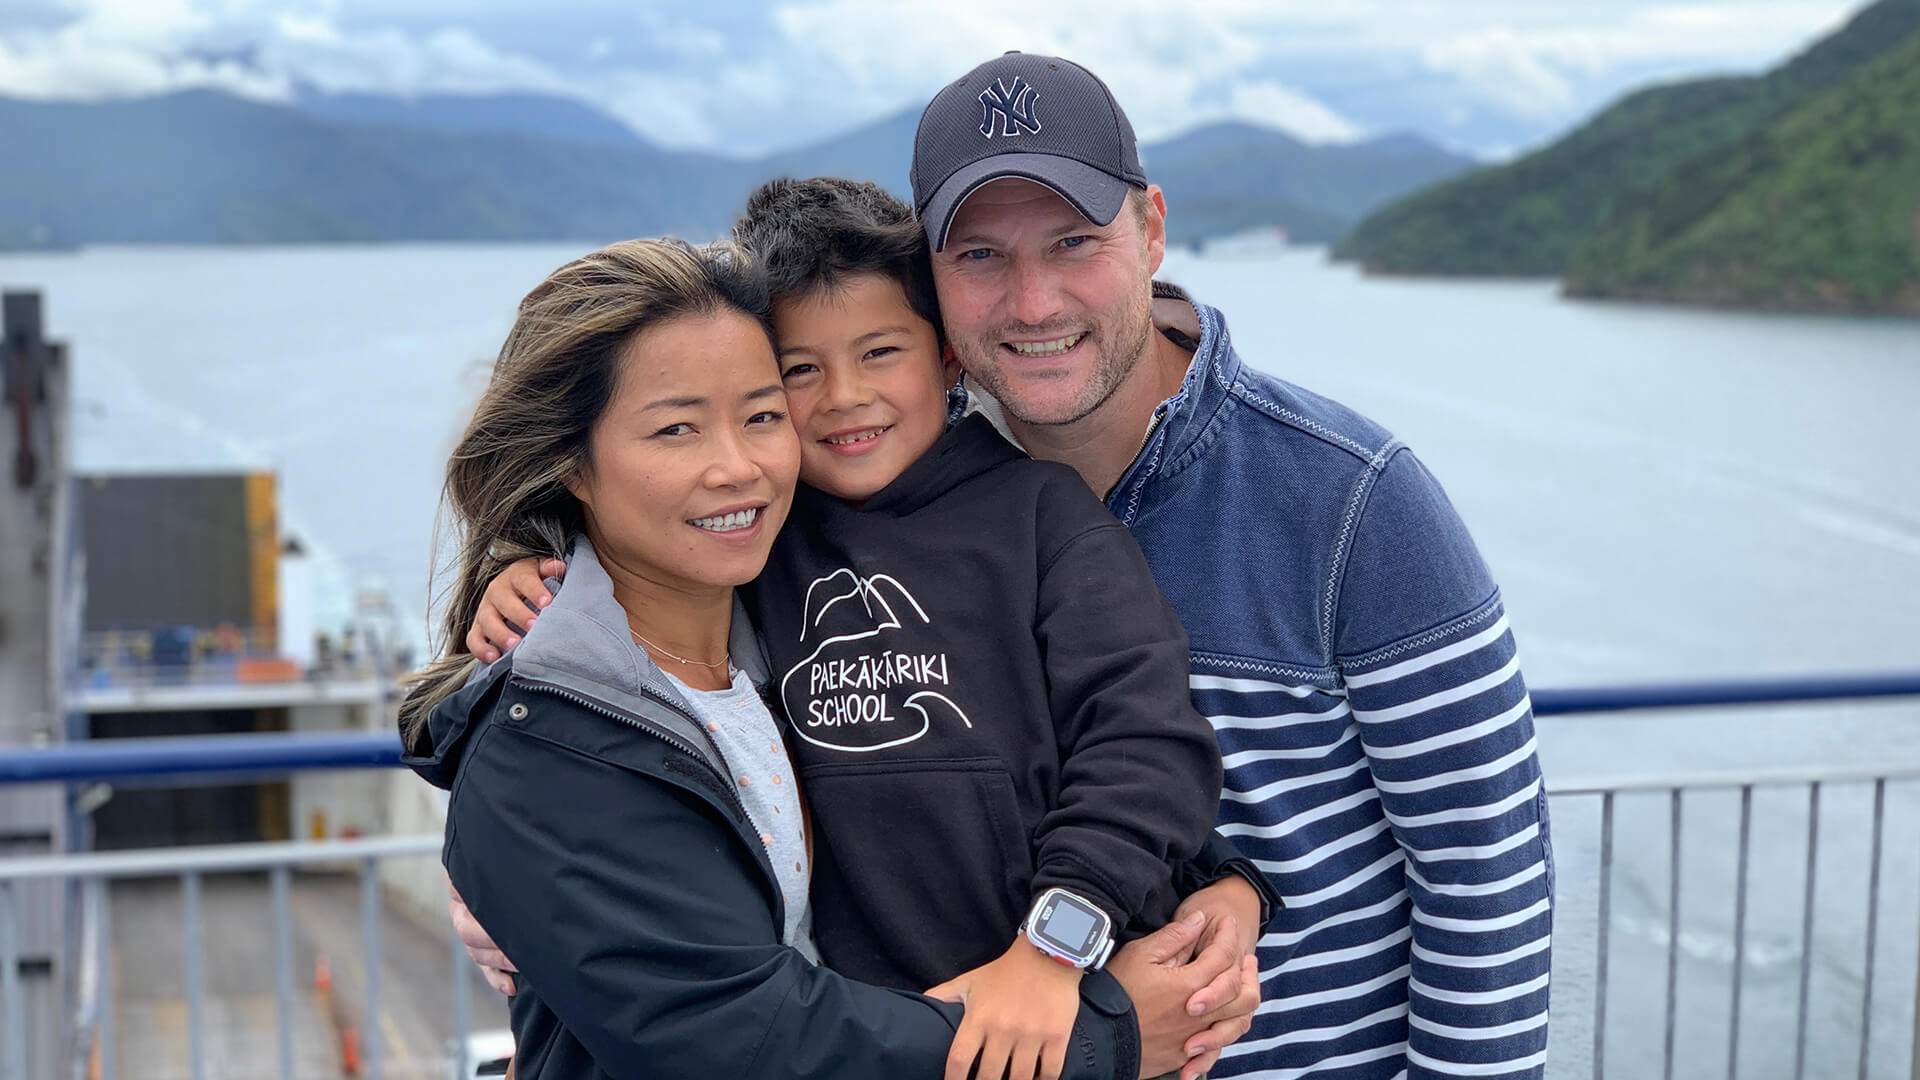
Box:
402, 537, 1141, 1079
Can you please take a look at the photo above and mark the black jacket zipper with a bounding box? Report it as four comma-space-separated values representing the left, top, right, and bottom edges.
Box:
512, 676, 752, 827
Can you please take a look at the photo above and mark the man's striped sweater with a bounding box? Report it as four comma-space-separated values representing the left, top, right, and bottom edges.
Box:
1105, 290, 1553, 1079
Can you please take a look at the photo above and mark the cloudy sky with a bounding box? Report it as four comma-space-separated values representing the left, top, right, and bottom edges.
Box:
0, 0, 1864, 158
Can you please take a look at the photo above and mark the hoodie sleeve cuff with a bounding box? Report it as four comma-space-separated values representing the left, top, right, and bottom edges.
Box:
1178, 831, 1284, 935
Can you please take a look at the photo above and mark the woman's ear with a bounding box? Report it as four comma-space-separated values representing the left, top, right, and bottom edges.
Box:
941, 342, 962, 389
562, 461, 589, 508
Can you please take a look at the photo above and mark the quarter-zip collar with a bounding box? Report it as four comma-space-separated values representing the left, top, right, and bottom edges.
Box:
1105, 284, 1242, 525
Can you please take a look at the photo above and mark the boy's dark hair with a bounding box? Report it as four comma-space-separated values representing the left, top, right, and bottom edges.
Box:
732, 177, 943, 343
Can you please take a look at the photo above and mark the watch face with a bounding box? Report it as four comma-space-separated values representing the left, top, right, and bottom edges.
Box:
1035, 894, 1103, 956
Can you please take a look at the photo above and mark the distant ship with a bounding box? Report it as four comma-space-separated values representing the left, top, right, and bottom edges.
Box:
1197, 225, 1292, 258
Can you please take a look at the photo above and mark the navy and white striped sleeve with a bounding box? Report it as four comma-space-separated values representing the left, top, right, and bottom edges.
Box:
1333, 448, 1553, 1079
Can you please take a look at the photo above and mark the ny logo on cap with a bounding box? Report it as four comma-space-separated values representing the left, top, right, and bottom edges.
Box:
978, 77, 1041, 138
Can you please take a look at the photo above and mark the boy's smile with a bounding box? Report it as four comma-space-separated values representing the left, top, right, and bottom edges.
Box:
772, 272, 957, 503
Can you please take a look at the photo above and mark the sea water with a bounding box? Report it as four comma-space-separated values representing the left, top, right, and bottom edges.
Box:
6, 242, 1918, 1077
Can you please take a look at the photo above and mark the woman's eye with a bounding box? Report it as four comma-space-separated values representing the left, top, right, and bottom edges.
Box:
655, 422, 693, 437
747, 410, 787, 425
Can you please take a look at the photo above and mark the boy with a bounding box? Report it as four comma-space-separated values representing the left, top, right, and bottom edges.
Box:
473, 177, 1259, 1080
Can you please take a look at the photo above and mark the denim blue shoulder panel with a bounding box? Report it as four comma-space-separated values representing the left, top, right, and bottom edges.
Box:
1114, 300, 1424, 675
1332, 444, 1501, 664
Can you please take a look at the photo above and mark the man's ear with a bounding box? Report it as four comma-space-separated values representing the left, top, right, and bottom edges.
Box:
941, 341, 963, 388
1143, 184, 1169, 276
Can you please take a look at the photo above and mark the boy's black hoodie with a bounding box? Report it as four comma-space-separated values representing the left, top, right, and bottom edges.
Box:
750, 414, 1223, 993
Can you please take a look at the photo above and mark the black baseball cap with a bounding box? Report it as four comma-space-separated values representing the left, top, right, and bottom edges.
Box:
911, 52, 1147, 252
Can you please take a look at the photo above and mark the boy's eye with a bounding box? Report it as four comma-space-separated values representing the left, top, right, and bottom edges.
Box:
863, 346, 898, 361
781, 363, 819, 379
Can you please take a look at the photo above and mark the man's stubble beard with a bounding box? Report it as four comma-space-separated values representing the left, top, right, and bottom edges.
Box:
956, 288, 1156, 429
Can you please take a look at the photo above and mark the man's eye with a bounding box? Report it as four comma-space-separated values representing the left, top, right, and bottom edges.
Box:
1060, 236, 1089, 249
962, 248, 994, 261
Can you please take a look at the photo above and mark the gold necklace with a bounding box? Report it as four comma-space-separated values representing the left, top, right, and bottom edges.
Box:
629, 627, 730, 669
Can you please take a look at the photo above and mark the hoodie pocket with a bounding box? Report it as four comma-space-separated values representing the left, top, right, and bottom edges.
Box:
799, 755, 1035, 990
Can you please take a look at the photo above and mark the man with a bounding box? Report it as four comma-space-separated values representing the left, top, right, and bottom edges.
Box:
912, 52, 1552, 1078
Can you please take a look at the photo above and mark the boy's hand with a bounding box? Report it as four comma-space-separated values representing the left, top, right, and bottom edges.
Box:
467, 557, 566, 662
927, 938, 1083, 1080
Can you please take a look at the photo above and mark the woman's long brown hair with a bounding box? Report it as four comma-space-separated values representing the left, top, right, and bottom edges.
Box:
397, 239, 771, 746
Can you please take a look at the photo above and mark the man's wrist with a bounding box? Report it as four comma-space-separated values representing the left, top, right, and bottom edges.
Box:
1180, 833, 1284, 932
1212, 875, 1262, 950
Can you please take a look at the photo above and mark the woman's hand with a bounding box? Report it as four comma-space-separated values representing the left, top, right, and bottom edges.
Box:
927, 939, 1083, 1080
448, 879, 519, 996
1107, 912, 1261, 1080
466, 557, 567, 662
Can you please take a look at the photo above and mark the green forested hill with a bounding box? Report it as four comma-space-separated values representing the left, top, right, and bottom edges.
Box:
1333, 0, 1920, 276
1564, 32, 1920, 313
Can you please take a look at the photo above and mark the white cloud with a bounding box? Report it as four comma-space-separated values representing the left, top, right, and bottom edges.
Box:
263, 20, 571, 97
0, 0, 1868, 154
765, 0, 1358, 142
0, 1, 578, 103
1228, 80, 1363, 142
0, 0, 289, 101
1421, 27, 1577, 117
1417, 3, 1851, 116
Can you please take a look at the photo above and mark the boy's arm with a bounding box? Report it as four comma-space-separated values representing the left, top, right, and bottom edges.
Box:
1030, 500, 1225, 932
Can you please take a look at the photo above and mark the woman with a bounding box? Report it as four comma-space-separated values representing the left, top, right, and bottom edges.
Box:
400, 238, 1251, 1079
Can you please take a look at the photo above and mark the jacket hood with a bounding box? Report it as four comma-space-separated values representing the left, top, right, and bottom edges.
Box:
809, 413, 1024, 518
404, 534, 772, 786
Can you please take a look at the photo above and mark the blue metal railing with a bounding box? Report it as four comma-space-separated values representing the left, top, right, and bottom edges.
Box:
1532, 670, 1920, 716
0, 730, 404, 784
7, 671, 1920, 784
2, 671, 1920, 1080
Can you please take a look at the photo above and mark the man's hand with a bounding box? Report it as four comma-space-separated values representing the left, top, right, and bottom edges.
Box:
466, 557, 565, 663
1108, 911, 1261, 1080
449, 880, 518, 996
1171, 875, 1264, 1017
927, 939, 1083, 1080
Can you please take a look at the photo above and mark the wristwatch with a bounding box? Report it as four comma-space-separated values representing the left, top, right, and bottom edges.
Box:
1023, 887, 1115, 970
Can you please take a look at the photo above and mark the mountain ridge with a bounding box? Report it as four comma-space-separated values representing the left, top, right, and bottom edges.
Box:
0, 88, 1473, 250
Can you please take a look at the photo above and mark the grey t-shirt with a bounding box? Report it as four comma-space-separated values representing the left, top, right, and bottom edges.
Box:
664, 667, 818, 964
